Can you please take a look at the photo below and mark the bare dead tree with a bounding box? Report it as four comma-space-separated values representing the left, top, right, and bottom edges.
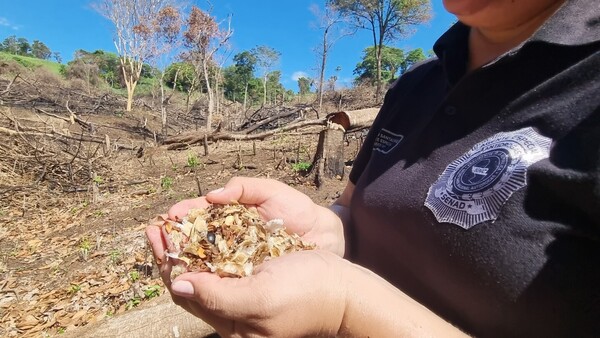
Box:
310, 3, 353, 116
95, 0, 179, 112
145, 6, 183, 137
183, 6, 233, 132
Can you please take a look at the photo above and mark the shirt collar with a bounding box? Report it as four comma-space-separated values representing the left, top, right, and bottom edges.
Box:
529, 0, 600, 46
432, 0, 600, 84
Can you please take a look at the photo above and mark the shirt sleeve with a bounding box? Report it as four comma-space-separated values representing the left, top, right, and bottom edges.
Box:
349, 59, 438, 184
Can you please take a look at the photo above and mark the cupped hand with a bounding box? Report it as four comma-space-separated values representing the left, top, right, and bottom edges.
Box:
172, 250, 348, 337
146, 223, 348, 337
168, 177, 344, 255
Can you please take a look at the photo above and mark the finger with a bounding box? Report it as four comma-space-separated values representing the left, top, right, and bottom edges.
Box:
167, 196, 210, 220
146, 225, 166, 265
206, 177, 282, 205
146, 224, 175, 288
172, 272, 264, 320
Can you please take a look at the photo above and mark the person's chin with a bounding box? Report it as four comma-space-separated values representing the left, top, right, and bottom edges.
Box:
442, 0, 493, 16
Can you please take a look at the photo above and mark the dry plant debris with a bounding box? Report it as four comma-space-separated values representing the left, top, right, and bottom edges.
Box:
161, 203, 315, 278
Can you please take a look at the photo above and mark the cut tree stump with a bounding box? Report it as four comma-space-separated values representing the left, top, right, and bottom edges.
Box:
61, 294, 215, 338
312, 122, 346, 187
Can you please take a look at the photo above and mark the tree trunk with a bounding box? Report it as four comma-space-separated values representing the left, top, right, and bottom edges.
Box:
126, 82, 136, 112
375, 42, 383, 103
120, 57, 141, 112
311, 124, 345, 187
318, 26, 329, 118
262, 74, 267, 106
243, 82, 248, 112
160, 71, 167, 137
202, 59, 214, 132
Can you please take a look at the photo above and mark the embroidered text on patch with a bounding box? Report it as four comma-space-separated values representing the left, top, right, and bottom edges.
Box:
424, 127, 552, 229
373, 129, 404, 154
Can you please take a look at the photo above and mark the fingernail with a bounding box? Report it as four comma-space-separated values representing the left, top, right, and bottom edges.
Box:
208, 187, 224, 195
171, 281, 194, 296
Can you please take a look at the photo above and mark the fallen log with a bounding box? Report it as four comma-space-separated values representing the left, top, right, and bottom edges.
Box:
325, 107, 380, 131
239, 109, 302, 134
164, 118, 327, 147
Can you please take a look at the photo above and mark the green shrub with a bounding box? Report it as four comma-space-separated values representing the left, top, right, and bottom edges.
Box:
161, 176, 173, 190
187, 153, 200, 168
292, 161, 311, 172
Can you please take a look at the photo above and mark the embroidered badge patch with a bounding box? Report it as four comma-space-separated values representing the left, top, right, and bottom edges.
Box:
373, 128, 404, 154
424, 127, 552, 229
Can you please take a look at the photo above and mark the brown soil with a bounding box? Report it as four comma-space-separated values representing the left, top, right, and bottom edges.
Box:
0, 104, 359, 337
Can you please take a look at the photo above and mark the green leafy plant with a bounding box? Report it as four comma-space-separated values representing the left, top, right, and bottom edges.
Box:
92, 175, 103, 184
143, 285, 161, 299
187, 153, 200, 169
69, 283, 81, 294
291, 161, 311, 172
109, 249, 122, 265
129, 270, 140, 282
126, 296, 141, 310
79, 238, 91, 260
160, 176, 173, 190
57, 327, 66, 334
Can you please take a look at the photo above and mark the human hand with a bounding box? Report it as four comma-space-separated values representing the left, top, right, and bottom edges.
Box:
146, 225, 349, 337
146, 223, 466, 338
168, 177, 344, 256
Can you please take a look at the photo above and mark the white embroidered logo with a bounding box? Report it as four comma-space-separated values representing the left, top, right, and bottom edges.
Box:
373, 128, 404, 154
424, 127, 552, 229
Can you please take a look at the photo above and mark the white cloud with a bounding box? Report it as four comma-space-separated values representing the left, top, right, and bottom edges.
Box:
291, 71, 309, 81
0, 17, 20, 30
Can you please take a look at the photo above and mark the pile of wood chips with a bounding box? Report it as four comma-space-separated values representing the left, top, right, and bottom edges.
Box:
161, 203, 315, 278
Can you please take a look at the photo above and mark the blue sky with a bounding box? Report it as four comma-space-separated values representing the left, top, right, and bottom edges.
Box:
0, 0, 456, 91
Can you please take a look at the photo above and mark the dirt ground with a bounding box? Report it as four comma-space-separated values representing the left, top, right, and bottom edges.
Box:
0, 105, 357, 337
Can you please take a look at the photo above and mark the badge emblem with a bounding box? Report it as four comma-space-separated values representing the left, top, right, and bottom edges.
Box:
373, 128, 404, 154
425, 127, 552, 229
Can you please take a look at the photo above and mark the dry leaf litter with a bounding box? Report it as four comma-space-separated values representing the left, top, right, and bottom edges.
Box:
162, 202, 315, 278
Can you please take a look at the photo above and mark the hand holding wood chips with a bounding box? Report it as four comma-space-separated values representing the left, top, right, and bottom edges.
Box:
159, 202, 315, 278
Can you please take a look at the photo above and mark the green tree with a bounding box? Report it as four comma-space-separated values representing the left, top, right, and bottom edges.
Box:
68, 49, 123, 88
164, 62, 196, 92
17, 37, 30, 56
233, 51, 257, 110
31, 40, 52, 59
164, 62, 198, 112
266, 70, 285, 104
354, 46, 428, 84
298, 77, 311, 96
251, 45, 280, 106
399, 47, 426, 73
1, 36, 19, 54
354, 45, 404, 84
329, 0, 430, 100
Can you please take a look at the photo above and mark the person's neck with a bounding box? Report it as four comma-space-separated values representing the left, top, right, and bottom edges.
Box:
467, 1, 564, 71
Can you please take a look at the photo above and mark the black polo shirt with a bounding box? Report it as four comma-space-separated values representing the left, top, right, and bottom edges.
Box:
347, 0, 600, 336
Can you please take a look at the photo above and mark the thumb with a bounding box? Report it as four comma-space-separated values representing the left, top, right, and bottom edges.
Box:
206, 177, 282, 206
171, 272, 259, 320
